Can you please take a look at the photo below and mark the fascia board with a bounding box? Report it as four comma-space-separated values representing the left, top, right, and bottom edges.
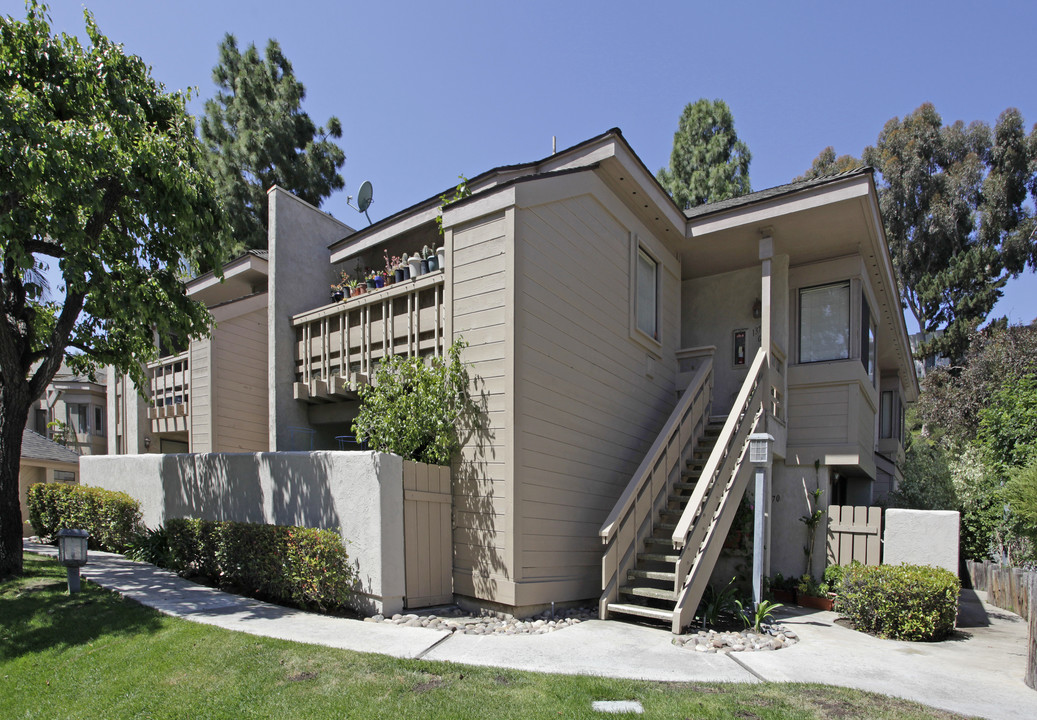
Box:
686, 177, 871, 237
442, 187, 516, 229
862, 187, 920, 401
187, 255, 269, 296
610, 142, 687, 232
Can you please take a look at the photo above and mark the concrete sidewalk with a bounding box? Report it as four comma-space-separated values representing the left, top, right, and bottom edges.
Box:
24, 542, 1034, 720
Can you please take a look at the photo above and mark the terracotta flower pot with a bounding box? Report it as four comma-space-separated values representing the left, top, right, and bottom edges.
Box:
799, 594, 835, 611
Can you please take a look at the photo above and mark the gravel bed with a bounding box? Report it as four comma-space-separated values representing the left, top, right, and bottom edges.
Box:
364, 606, 597, 635
673, 622, 798, 652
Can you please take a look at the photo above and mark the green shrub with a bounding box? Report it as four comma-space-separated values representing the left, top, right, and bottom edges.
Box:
27, 483, 143, 552
352, 338, 474, 465
165, 518, 353, 612
838, 563, 960, 641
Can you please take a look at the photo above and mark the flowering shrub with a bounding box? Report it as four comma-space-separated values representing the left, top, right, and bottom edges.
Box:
165, 518, 353, 612
838, 563, 960, 641
27, 483, 142, 552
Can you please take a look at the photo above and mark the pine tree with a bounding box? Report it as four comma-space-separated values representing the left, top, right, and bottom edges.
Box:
657, 99, 751, 209
200, 35, 345, 254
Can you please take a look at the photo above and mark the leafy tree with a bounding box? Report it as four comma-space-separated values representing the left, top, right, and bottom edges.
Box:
861, 104, 1037, 360
916, 323, 1037, 444
657, 99, 751, 209
977, 373, 1037, 475
794, 146, 862, 182
200, 34, 345, 255
887, 439, 958, 511
0, 3, 225, 576
352, 340, 474, 466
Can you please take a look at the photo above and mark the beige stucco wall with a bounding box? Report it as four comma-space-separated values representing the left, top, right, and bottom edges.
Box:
267, 188, 353, 451
770, 461, 831, 580
681, 266, 761, 415
81, 451, 406, 615
883, 509, 960, 574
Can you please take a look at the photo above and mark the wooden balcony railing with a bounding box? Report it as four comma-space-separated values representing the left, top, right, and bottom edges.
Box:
147, 350, 189, 419
291, 271, 446, 402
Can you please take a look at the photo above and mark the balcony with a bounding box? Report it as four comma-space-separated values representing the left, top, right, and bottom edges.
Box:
292, 271, 446, 403
147, 350, 189, 432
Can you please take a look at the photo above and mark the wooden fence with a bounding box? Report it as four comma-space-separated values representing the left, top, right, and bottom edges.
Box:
965, 560, 1036, 691
826, 505, 883, 566
402, 460, 452, 608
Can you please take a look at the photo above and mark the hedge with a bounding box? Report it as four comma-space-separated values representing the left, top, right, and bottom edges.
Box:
165, 519, 354, 612
838, 563, 961, 641
27, 483, 143, 552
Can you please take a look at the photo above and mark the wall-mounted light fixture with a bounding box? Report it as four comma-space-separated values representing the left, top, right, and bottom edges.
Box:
752, 298, 762, 319
143, 435, 151, 450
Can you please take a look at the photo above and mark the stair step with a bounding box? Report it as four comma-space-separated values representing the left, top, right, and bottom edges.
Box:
638, 551, 680, 564
621, 584, 678, 601
644, 536, 674, 547
628, 568, 676, 582
607, 603, 674, 623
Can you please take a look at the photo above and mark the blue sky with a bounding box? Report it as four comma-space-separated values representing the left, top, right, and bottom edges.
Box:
8, 0, 1037, 328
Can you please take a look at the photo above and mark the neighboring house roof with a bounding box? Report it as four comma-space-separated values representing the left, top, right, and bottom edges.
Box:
683, 167, 874, 219
21, 428, 80, 465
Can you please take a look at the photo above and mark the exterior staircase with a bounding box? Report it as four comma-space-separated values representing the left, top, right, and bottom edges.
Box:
606, 421, 724, 623
599, 349, 768, 633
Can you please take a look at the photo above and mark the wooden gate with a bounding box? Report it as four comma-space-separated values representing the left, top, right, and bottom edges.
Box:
402, 460, 453, 607
826, 505, 882, 566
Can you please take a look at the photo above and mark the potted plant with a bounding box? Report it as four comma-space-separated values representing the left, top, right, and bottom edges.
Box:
330, 284, 344, 302
436, 245, 445, 271
347, 278, 363, 296
407, 253, 422, 278
384, 251, 401, 285
395, 255, 408, 283
796, 574, 834, 611
423, 244, 437, 272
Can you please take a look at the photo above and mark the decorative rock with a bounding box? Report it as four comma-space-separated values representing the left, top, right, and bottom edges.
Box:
365, 605, 597, 635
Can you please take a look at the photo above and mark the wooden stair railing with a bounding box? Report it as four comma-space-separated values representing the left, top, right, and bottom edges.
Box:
598, 359, 713, 621
669, 348, 767, 633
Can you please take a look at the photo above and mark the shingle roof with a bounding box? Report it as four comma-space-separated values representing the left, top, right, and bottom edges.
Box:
21, 429, 81, 465
247, 249, 269, 260
683, 167, 873, 219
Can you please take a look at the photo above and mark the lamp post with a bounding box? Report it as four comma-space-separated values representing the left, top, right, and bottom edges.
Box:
57, 529, 89, 594
748, 433, 774, 610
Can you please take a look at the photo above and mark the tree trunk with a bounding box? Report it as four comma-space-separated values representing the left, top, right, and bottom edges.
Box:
0, 387, 32, 578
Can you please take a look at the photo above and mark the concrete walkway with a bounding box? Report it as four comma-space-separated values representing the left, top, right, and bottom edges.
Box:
24, 542, 1034, 719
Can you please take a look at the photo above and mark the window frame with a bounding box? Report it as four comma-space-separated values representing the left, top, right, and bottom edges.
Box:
797, 280, 851, 364
629, 235, 664, 352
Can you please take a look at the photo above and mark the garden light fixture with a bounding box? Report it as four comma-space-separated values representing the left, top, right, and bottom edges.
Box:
57, 528, 89, 594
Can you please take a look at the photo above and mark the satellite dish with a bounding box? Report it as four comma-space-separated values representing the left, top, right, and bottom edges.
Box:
356, 181, 373, 213
346, 180, 374, 225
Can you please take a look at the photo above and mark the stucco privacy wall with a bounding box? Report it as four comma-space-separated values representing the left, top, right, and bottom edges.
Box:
884, 509, 960, 574
81, 451, 406, 615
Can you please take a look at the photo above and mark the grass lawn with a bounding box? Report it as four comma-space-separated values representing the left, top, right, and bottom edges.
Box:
1, 555, 973, 720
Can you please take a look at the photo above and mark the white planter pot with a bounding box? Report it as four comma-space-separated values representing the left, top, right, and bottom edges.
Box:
407, 256, 422, 278
436, 247, 446, 271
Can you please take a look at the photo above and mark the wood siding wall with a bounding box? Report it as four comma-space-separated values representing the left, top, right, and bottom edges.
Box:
449, 211, 514, 603
787, 383, 849, 447
213, 306, 269, 452
512, 192, 679, 605
189, 338, 212, 452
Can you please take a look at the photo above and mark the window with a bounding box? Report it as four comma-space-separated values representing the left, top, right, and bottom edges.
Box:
880, 390, 904, 443
67, 403, 88, 435
861, 296, 876, 383
54, 470, 76, 483
799, 282, 850, 363
635, 248, 658, 340
94, 406, 105, 436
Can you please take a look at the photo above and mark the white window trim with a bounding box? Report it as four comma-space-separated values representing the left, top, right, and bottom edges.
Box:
797, 280, 851, 364
629, 234, 664, 352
